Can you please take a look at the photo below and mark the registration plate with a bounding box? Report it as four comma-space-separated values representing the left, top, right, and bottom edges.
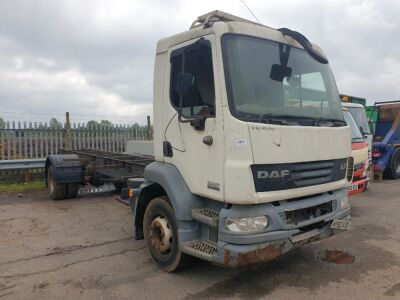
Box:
347, 184, 359, 191
331, 219, 351, 230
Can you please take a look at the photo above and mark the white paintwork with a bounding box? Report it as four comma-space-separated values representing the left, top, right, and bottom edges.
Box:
126, 141, 154, 156
342, 102, 373, 157
152, 12, 351, 205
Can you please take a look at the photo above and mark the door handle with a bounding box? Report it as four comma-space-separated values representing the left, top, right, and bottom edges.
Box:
203, 135, 213, 146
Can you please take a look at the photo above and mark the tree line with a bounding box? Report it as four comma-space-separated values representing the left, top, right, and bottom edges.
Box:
0, 117, 147, 130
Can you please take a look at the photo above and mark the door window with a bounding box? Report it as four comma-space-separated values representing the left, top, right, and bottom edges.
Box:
170, 39, 215, 118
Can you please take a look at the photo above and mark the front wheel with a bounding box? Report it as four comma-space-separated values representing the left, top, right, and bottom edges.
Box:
143, 197, 188, 272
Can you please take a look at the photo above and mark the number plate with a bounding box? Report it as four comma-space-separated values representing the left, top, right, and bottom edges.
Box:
331, 219, 351, 230
347, 184, 359, 191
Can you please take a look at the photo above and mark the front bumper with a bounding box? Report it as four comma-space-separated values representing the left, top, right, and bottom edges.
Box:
347, 178, 367, 196
213, 209, 350, 267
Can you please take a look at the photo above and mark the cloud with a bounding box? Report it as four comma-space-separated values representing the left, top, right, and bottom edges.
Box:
0, 0, 399, 124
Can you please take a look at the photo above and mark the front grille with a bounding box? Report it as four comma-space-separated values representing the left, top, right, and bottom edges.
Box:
291, 161, 335, 187
279, 201, 335, 225
251, 159, 348, 192
347, 157, 354, 182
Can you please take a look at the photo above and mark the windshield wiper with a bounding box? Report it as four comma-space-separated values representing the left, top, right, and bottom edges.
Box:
352, 137, 365, 142
314, 118, 347, 127
258, 114, 288, 125
259, 114, 316, 125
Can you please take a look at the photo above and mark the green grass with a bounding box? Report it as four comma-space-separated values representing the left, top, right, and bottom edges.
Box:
0, 181, 46, 193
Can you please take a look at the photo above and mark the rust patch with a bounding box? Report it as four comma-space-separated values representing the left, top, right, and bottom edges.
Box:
224, 249, 230, 266
319, 250, 355, 265
236, 246, 282, 267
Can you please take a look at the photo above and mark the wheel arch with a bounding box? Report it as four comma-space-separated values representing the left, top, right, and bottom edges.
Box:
45, 154, 82, 187
133, 162, 203, 240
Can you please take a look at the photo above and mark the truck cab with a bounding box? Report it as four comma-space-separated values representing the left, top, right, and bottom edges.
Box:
371, 101, 400, 179
342, 102, 371, 189
342, 102, 372, 155
343, 108, 369, 195
133, 11, 352, 271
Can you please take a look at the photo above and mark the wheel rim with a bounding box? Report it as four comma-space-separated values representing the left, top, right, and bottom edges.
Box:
48, 173, 54, 195
149, 215, 173, 254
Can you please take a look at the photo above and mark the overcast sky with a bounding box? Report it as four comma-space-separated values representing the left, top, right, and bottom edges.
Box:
0, 0, 399, 124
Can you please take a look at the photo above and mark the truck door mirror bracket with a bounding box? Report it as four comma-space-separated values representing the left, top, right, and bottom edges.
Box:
190, 117, 206, 131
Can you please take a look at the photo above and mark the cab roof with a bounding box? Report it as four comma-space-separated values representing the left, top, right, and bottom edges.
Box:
156, 10, 326, 58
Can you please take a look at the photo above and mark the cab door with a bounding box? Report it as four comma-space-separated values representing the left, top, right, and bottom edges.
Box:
163, 35, 224, 201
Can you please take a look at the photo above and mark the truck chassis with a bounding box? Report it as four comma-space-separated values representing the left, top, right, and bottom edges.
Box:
45, 149, 153, 200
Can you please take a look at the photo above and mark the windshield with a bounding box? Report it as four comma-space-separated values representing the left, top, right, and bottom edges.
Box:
343, 110, 364, 142
222, 34, 344, 126
347, 107, 371, 134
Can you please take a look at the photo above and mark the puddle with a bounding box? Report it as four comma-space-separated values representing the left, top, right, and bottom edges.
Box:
319, 250, 355, 264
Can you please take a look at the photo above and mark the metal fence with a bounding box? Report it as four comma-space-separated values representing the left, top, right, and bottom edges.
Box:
0, 120, 152, 161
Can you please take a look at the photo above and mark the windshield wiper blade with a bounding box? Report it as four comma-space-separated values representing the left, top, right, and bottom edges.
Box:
259, 114, 318, 125
258, 114, 290, 125
314, 118, 347, 127
259, 114, 314, 122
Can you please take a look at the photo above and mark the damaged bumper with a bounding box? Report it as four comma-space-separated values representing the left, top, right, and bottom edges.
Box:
211, 189, 351, 267
219, 215, 350, 267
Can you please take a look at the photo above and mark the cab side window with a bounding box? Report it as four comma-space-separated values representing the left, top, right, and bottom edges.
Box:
170, 39, 215, 118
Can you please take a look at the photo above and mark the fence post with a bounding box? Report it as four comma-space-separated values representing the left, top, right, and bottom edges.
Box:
65, 112, 72, 150
147, 116, 151, 140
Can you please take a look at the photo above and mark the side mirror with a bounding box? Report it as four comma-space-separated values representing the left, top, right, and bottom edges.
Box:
270, 64, 292, 82
176, 72, 194, 96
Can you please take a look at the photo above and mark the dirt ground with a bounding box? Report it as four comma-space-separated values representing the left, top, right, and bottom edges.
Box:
0, 181, 399, 300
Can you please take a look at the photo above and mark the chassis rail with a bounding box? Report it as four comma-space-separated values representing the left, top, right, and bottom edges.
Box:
59, 149, 154, 177
46, 149, 155, 200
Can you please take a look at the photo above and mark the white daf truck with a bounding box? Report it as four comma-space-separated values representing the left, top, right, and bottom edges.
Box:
45, 10, 353, 272
125, 11, 353, 271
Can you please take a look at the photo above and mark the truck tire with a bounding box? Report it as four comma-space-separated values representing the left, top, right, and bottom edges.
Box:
65, 183, 80, 199
143, 197, 188, 272
384, 148, 400, 179
114, 182, 125, 193
47, 166, 66, 200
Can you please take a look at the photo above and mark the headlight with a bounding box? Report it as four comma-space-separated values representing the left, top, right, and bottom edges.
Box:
362, 162, 368, 177
225, 216, 268, 233
340, 197, 350, 210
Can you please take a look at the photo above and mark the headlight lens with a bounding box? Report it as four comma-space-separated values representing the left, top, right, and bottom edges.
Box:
362, 162, 368, 177
225, 216, 268, 233
340, 197, 350, 210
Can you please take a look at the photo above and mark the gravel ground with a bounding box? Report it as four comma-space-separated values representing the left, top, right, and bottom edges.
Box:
0, 181, 399, 299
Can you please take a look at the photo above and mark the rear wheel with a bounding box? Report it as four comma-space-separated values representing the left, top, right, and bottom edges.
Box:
47, 166, 66, 200
65, 183, 80, 199
114, 182, 125, 193
143, 197, 188, 272
384, 148, 400, 179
